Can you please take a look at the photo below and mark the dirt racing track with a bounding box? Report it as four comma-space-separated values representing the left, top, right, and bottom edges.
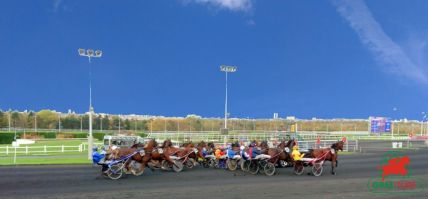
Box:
0, 148, 427, 199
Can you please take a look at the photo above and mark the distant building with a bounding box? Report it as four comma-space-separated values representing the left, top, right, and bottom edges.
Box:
273, 113, 279, 119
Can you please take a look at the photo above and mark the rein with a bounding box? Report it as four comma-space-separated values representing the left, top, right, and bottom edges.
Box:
309, 149, 332, 164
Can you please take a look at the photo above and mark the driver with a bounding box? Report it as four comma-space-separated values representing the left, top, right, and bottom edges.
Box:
248, 142, 261, 159
292, 145, 305, 161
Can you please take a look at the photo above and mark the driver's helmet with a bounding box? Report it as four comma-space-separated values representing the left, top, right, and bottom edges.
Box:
92, 146, 98, 152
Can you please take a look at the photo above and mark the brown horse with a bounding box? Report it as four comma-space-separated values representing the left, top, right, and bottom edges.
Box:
304, 140, 344, 175
270, 139, 296, 165
137, 139, 158, 175
175, 142, 197, 168
264, 139, 296, 165
147, 139, 178, 170
105, 139, 157, 175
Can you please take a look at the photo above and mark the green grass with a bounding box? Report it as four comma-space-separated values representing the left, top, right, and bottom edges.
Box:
0, 154, 92, 165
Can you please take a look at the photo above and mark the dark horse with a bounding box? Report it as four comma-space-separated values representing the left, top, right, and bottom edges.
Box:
263, 139, 296, 166
304, 140, 344, 175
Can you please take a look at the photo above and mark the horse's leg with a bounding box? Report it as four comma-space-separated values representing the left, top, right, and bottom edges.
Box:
124, 157, 132, 174
135, 155, 148, 176
331, 155, 336, 175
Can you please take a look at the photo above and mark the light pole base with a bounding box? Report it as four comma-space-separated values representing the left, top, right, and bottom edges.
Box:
88, 135, 93, 160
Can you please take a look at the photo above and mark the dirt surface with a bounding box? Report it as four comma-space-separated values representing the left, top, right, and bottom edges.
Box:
0, 150, 427, 199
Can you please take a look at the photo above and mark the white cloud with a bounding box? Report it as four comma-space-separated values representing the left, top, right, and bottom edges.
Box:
333, 0, 428, 85
183, 0, 252, 12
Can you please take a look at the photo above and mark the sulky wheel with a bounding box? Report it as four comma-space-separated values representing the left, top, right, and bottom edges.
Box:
185, 159, 194, 169
172, 160, 184, 172
264, 162, 276, 176
161, 160, 172, 171
208, 159, 216, 168
248, 160, 259, 175
202, 160, 210, 168
312, 162, 323, 177
226, 159, 238, 171
107, 162, 124, 180
293, 161, 304, 175
241, 160, 250, 172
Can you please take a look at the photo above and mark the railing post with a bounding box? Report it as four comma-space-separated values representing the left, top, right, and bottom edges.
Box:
346, 142, 349, 151
356, 139, 358, 151
44, 145, 47, 153
6, 146, 8, 155
26, 146, 28, 154
62, 145, 64, 152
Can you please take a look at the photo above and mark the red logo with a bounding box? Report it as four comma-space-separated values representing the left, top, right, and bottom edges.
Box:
379, 156, 410, 181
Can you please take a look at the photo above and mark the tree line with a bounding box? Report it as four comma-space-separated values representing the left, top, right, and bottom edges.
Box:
0, 109, 422, 135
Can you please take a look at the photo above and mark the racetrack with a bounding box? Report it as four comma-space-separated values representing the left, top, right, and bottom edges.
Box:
0, 150, 427, 199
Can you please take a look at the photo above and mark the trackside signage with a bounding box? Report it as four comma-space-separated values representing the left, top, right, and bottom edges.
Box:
367, 151, 425, 195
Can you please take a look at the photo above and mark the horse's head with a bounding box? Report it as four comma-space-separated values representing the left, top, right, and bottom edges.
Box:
277, 140, 286, 149
162, 139, 172, 148
331, 141, 344, 151
206, 142, 215, 152
187, 142, 195, 148
105, 145, 120, 160
145, 139, 157, 150
260, 140, 269, 149
290, 139, 297, 148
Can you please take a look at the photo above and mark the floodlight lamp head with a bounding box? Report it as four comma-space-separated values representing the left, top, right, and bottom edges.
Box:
95, 50, 102, 57
78, 48, 86, 56
87, 49, 94, 56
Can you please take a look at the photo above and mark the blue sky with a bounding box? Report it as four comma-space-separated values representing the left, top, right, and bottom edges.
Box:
1, 0, 428, 120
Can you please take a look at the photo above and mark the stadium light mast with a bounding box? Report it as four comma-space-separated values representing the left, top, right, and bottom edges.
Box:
422, 112, 427, 136
78, 48, 102, 160
220, 65, 237, 133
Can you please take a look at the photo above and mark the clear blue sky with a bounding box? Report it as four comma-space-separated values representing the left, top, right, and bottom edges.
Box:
1, 0, 428, 120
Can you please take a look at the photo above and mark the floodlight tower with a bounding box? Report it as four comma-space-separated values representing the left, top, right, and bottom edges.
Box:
220, 65, 237, 132
78, 48, 102, 159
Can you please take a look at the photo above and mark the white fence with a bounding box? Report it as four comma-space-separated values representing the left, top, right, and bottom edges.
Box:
0, 145, 85, 155
297, 140, 358, 152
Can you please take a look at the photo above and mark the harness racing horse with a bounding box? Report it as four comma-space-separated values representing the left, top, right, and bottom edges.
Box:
105, 139, 157, 176
146, 139, 180, 171
267, 139, 296, 167
176, 142, 197, 168
304, 140, 344, 175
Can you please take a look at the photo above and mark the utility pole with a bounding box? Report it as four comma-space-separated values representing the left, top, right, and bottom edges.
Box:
8, 110, 11, 132
34, 115, 37, 133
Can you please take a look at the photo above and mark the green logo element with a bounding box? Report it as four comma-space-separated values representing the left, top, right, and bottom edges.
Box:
367, 151, 425, 195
